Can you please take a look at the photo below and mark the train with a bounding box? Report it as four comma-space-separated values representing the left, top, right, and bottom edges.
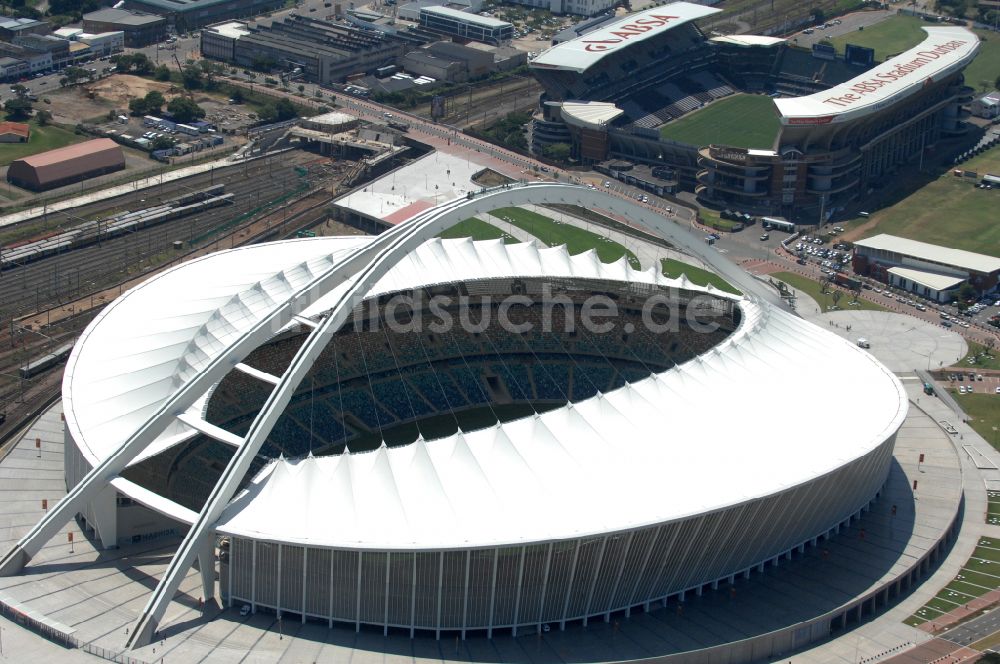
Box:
19, 342, 75, 380
0, 186, 233, 271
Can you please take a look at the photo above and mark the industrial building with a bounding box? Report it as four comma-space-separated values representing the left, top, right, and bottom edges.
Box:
123, 0, 284, 31
418, 6, 513, 44
7, 138, 126, 192
202, 15, 411, 85
852, 234, 1000, 302
83, 8, 168, 48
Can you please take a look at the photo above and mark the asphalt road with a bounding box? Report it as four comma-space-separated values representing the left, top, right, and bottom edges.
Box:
943, 606, 1000, 648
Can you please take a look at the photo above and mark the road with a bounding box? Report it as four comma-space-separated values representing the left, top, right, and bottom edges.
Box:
942, 605, 1000, 648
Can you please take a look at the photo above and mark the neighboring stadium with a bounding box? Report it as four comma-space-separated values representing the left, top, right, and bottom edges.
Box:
529, 2, 979, 221
1, 183, 908, 649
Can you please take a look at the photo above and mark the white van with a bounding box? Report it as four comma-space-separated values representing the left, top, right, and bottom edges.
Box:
856, 338, 870, 349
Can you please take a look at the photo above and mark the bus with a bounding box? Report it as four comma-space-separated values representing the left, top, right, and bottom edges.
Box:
761, 217, 795, 233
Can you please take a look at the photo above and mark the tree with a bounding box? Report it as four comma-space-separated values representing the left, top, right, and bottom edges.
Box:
4, 97, 32, 120
144, 90, 165, 113
542, 142, 571, 161
228, 87, 244, 103
181, 64, 203, 90
9, 84, 28, 99
35, 109, 52, 126
153, 64, 171, 82
63, 66, 88, 85
959, 282, 977, 302
167, 97, 205, 123
151, 135, 174, 150
128, 98, 148, 116
831, 290, 842, 308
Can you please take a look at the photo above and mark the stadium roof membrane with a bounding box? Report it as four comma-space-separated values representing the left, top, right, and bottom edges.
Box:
63, 235, 906, 549
775, 27, 979, 125
530, 2, 721, 74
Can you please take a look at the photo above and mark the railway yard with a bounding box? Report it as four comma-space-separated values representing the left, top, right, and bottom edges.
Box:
0, 149, 358, 444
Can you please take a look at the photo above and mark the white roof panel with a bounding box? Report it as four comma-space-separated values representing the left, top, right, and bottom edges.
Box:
887, 266, 965, 292
709, 35, 784, 47
855, 233, 1000, 274
420, 5, 511, 29
560, 101, 625, 130
530, 2, 721, 74
775, 27, 979, 125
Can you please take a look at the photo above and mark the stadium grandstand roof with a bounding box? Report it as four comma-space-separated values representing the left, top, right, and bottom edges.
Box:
63, 233, 905, 549
530, 2, 721, 74
854, 233, 1000, 275
774, 26, 979, 125
560, 100, 624, 130
708, 34, 784, 47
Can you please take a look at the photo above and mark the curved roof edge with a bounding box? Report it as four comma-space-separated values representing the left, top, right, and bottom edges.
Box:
775, 26, 979, 125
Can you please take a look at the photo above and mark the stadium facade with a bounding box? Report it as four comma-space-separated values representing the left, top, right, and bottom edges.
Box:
3, 184, 906, 650
528, 3, 979, 220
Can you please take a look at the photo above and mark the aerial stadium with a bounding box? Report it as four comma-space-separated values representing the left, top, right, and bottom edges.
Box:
0, 183, 909, 653
528, 2, 979, 220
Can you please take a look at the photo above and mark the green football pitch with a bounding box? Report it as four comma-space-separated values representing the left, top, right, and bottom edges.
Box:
658, 94, 781, 150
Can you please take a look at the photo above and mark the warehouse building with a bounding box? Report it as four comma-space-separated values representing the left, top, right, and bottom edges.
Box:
0, 18, 50, 40
124, 0, 284, 31
7, 138, 126, 192
852, 234, 1000, 302
83, 8, 168, 47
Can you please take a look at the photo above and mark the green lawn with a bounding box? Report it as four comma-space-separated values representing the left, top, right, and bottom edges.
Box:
951, 391, 1000, 450
964, 29, 1000, 94
699, 208, 741, 231
438, 218, 517, 243
960, 341, 1000, 371
770, 271, 889, 312
661, 258, 741, 295
487, 207, 641, 268
850, 145, 1000, 256
658, 94, 780, 150
905, 539, 1000, 626
829, 15, 927, 61
0, 121, 83, 167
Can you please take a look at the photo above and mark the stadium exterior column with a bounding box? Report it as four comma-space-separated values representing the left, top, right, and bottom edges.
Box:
411, 554, 417, 638
537, 542, 552, 631
251, 540, 257, 613
511, 546, 526, 637
560, 540, 581, 631
487, 548, 498, 639
383, 552, 390, 636
582, 537, 608, 627
301, 547, 307, 623
91, 484, 117, 549
227, 541, 233, 608
328, 549, 335, 629
461, 551, 470, 640
197, 536, 214, 606
276, 544, 283, 618
436, 551, 444, 639
607, 531, 634, 621
356, 551, 362, 633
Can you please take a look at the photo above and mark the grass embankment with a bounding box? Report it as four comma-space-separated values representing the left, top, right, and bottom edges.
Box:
771, 271, 889, 312
437, 218, 518, 243
487, 207, 641, 268
661, 258, 741, 295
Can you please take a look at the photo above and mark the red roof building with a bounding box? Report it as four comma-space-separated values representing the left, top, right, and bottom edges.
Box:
0, 121, 30, 143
